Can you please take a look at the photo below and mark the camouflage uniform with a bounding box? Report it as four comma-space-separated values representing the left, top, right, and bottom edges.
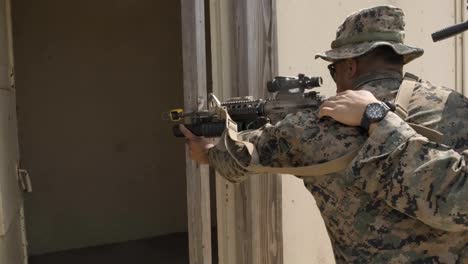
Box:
208, 6, 468, 263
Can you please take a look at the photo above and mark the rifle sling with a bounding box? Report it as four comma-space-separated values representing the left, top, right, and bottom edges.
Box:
396, 73, 444, 143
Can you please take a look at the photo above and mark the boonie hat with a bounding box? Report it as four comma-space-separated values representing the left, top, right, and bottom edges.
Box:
315, 5, 424, 64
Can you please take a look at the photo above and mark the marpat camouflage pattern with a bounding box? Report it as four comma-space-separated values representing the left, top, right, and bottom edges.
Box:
208, 72, 468, 263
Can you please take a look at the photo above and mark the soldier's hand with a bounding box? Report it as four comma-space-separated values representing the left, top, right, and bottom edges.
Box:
318, 90, 380, 126
179, 124, 214, 164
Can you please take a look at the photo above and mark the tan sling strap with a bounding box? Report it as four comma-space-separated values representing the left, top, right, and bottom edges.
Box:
395, 73, 444, 143
246, 148, 360, 177
394, 73, 418, 119
215, 105, 361, 177
223, 124, 361, 177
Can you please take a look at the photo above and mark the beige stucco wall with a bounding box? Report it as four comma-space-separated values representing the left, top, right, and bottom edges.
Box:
12, 0, 187, 255
277, 1, 458, 263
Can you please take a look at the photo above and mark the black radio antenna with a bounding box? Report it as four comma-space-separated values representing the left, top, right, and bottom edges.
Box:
432, 20, 468, 42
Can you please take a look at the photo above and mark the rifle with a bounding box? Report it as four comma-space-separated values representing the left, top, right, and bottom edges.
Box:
166, 74, 324, 137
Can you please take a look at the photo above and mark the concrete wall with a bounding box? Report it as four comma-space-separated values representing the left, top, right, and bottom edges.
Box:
12, 0, 187, 255
277, 1, 457, 263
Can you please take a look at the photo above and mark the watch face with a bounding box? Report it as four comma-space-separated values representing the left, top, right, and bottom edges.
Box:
366, 103, 386, 121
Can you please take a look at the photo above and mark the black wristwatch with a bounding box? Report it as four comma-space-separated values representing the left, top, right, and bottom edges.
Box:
360, 102, 392, 131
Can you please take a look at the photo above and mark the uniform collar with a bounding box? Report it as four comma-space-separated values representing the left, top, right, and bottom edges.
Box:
352, 71, 403, 90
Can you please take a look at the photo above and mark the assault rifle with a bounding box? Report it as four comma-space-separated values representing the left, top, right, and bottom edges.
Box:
166, 74, 324, 138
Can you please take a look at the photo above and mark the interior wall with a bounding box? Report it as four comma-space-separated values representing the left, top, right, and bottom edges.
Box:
277, 1, 457, 263
12, 0, 187, 255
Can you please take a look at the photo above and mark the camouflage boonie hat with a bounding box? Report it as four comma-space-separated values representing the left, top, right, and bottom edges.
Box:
315, 5, 424, 64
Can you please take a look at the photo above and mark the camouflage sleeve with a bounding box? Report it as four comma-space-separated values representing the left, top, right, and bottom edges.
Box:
208, 110, 365, 184
207, 134, 251, 184
348, 112, 468, 232
207, 122, 286, 184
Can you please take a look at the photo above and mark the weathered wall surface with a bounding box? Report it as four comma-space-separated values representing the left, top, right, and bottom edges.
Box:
277, 1, 457, 263
12, 0, 187, 255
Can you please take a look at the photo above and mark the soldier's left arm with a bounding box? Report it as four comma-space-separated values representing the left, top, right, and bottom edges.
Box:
348, 112, 468, 232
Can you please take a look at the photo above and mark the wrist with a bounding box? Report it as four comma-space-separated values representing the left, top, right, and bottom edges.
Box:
202, 144, 215, 164
360, 101, 391, 132
368, 122, 379, 135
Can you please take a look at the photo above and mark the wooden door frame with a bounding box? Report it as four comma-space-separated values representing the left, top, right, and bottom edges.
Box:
211, 1, 283, 263
181, 0, 283, 263
0, 0, 28, 263
180, 0, 212, 264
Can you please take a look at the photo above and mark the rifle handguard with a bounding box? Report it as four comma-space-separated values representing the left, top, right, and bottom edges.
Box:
172, 122, 225, 137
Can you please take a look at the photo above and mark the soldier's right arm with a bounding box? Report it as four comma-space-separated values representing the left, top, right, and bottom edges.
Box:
206, 113, 311, 183
207, 110, 365, 183
207, 140, 250, 183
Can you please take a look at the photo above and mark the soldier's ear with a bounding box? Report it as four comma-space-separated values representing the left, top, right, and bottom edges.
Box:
344, 59, 358, 79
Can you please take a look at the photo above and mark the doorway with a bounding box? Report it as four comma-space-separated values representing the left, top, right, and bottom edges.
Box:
12, 0, 196, 262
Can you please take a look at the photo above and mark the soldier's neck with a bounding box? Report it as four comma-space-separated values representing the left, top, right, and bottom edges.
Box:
352, 70, 403, 90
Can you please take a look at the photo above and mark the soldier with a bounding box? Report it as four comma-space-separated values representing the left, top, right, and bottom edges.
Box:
180, 5, 468, 263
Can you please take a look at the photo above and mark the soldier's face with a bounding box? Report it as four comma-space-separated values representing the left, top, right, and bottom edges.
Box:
331, 60, 354, 93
